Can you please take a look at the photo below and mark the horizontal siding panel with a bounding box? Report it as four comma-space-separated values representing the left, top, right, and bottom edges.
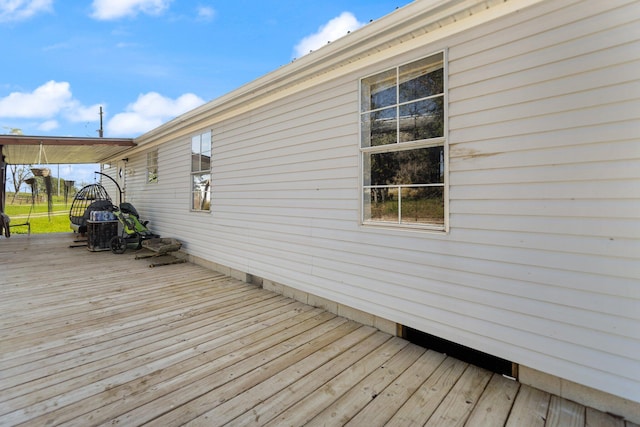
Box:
451, 180, 640, 200
451, 199, 640, 219
215, 188, 357, 203
449, 59, 639, 117
216, 178, 356, 192
450, 1, 639, 84
450, 214, 640, 239
212, 205, 356, 222
215, 125, 356, 166
221, 88, 356, 132
307, 264, 639, 376
215, 107, 357, 160
449, 121, 638, 158
450, 139, 639, 170
211, 197, 355, 211
450, 0, 616, 59
450, 79, 640, 130
215, 168, 357, 186
308, 261, 640, 359
218, 77, 356, 130
214, 86, 357, 151
450, 99, 639, 143
450, 160, 640, 185
450, 40, 639, 103
305, 236, 640, 294
212, 146, 358, 176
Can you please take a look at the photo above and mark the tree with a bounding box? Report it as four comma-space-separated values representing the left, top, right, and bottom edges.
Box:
2, 128, 31, 203
9, 164, 31, 203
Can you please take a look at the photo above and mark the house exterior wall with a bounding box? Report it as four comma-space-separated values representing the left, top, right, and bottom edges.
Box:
116, 0, 640, 404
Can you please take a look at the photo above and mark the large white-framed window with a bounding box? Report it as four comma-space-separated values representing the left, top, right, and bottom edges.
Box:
191, 131, 211, 212
360, 51, 447, 231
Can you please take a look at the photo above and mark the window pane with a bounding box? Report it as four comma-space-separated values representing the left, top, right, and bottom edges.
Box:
362, 107, 397, 147
368, 146, 444, 186
148, 167, 158, 183
201, 154, 211, 171
147, 150, 158, 183
361, 68, 397, 111
192, 173, 211, 211
399, 97, 444, 142
202, 131, 212, 156
191, 135, 201, 172
365, 187, 399, 223
399, 55, 444, 103
400, 186, 444, 225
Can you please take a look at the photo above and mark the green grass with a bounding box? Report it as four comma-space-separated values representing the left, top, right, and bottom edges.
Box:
4, 194, 74, 234
371, 198, 444, 224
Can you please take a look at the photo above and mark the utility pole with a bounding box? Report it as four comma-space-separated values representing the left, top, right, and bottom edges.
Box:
98, 106, 104, 138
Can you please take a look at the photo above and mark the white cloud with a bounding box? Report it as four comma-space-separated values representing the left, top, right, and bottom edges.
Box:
196, 6, 215, 21
0, 0, 52, 22
90, 0, 172, 20
106, 92, 205, 136
38, 119, 58, 131
293, 12, 364, 58
65, 103, 104, 123
0, 81, 105, 133
0, 81, 73, 119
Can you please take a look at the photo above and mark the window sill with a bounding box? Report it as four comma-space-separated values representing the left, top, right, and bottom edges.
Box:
361, 220, 447, 234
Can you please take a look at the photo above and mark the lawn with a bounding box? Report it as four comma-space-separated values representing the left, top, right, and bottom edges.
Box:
4, 194, 73, 234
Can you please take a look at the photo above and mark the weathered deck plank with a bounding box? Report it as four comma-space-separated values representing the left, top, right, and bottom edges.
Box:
189, 324, 379, 426
305, 342, 427, 426
261, 336, 411, 426
0, 233, 634, 426
465, 373, 520, 427
586, 407, 625, 427
505, 385, 551, 427
386, 355, 469, 426
344, 349, 447, 426
424, 364, 493, 426
226, 330, 392, 426
546, 396, 586, 427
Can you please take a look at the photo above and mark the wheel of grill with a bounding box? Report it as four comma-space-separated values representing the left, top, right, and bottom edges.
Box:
110, 236, 127, 254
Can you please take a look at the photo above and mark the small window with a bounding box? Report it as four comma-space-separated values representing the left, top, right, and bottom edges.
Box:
360, 51, 447, 230
191, 131, 211, 211
147, 150, 158, 183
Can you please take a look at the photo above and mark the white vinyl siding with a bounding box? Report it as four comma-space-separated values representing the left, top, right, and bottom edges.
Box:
121, 0, 640, 403
444, 0, 640, 400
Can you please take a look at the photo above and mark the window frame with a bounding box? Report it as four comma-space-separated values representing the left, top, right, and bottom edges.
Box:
190, 131, 212, 212
359, 50, 449, 232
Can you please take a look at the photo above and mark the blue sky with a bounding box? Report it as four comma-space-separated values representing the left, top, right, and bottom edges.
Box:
0, 0, 411, 185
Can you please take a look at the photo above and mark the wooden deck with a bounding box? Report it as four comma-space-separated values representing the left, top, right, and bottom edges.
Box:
0, 233, 635, 426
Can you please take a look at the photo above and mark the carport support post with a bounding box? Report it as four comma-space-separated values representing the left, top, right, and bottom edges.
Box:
1, 148, 6, 213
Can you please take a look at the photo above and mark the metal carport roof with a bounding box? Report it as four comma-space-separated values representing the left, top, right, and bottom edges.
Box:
0, 135, 135, 165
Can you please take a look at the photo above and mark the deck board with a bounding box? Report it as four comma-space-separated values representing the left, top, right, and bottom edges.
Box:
0, 233, 634, 426
305, 342, 427, 426
424, 364, 493, 427
387, 356, 469, 426
344, 349, 447, 426
465, 373, 520, 427
546, 396, 585, 427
